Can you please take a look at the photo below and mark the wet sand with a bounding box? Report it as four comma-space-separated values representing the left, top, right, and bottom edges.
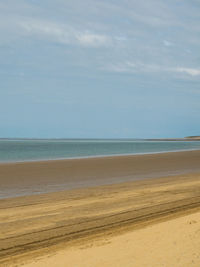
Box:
1, 150, 200, 198
1, 172, 200, 266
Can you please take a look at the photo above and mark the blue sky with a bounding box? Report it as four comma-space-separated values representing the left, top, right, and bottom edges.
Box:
0, 0, 200, 138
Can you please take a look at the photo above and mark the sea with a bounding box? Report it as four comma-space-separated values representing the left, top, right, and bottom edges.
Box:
1, 139, 200, 163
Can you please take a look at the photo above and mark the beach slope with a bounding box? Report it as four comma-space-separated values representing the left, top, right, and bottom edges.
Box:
1, 172, 200, 266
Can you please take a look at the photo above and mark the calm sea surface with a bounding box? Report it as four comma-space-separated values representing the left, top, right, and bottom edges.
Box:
0, 139, 200, 163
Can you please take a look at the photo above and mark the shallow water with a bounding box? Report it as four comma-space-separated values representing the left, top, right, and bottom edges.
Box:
1, 139, 200, 162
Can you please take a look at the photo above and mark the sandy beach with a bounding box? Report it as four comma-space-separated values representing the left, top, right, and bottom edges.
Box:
23, 209, 200, 267
1, 164, 200, 266
2, 0, 200, 264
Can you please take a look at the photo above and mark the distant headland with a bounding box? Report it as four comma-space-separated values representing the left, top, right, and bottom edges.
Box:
185, 136, 200, 140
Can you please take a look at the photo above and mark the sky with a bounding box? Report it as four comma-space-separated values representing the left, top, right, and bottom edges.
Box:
0, 0, 200, 138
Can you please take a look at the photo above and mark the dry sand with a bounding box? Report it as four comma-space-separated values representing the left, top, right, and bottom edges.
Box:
24, 210, 200, 267
1, 172, 200, 266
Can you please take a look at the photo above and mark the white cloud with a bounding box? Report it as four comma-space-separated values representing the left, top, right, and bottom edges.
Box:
174, 67, 200, 76
104, 61, 200, 78
163, 40, 173, 47
19, 19, 112, 47
20, 19, 70, 43
75, 31, 111, 47
105, 61, 163, 74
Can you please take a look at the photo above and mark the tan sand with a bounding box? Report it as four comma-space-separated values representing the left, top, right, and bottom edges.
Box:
1, 150, 200, 198
24, 210, 200, 267
1, 172, 200, 266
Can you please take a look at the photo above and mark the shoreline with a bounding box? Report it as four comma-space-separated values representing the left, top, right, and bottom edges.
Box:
1, 150, 200, 199
1, 147, 200, 165
1, 137, 200, 141
1, 172, 200, 266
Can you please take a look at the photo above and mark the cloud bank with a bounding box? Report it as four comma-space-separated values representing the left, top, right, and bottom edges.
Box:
0, 0, 199, 80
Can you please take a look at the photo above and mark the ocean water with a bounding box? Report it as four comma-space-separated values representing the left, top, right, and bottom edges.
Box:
0, 139, 200, 163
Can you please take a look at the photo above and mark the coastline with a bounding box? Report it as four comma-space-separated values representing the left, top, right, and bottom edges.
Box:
1, 172, 200, 266
1, 150, 200, 199
0, 147, 200, 164
1, 139, 200, 164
